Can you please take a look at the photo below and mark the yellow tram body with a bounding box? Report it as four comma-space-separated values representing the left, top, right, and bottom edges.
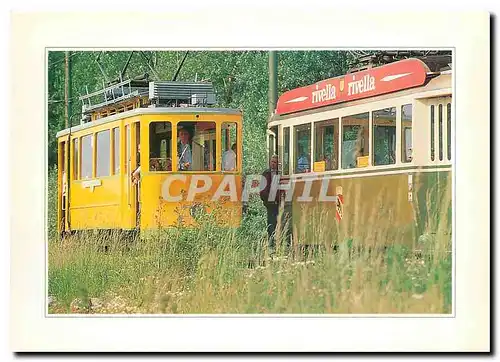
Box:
57, 83, 243, 236
268, 58, 452, 249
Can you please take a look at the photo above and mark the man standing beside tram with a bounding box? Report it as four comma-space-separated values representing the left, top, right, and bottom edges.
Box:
260, 154, 281, 253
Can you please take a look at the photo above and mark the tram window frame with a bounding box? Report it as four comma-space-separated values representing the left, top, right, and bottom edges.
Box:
447, 103, 452, 160
268, 125, 279, 161
283, 127, 290, 176
221, 122, 238, 172
314, 118, 339, 171
148, 121, 173, 172
268, 134, 274, 159
125, 125, 130, 177
96, 129, 111, 177
401, 104, 413, 163
294, 123, 312, 174
430, 105, 435, 161
341, 112, 369, 169
61, 141, 66, 178
438, 104, 443, 161
81, 134, 93, 179
372, 107, 396, 167
177, 121, 218, 172
112, 127, 120, 175
73, 138, 79, 180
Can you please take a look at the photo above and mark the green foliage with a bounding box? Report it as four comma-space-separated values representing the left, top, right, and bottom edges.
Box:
47, 50, 351, 173
48, 228, 452, 314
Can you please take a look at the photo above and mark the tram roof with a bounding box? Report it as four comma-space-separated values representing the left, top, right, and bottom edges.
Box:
56, 107, 242, 138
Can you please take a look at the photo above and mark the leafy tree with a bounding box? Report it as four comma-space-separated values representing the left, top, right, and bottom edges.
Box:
47, 50, 350, 173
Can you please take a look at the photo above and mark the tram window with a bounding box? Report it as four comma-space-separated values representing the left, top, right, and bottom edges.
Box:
268, 135, 273, 158
372, 107, 396, 166
81, 134, 93, 179
61, 142, 66, 185
113, 127, 120, 175
126, 125, 130, 176
96, 130, 111, 177
294, 123, 311, 173
401, 104, 413, 163
314, 119, 339, 171
222, 122, 238, 171
73, 138, 79, 180
275, 127, 280, 159
177, 121, 217, 172
268, 125, 279, 160
149, 122, 172, 171
438, 104, 443, 161
447, 103, 452, 160
283, 127, 290, 175
430, 105, 435, 161
341, 112, 369, 169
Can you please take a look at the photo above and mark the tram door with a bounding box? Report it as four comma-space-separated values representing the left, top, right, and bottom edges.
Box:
413, 96, 452, 240
125, 121, 141, 229
57, 136, 72, 236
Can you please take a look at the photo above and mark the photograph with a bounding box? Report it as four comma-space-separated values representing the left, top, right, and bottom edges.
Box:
9, 10, 490, 353
47, 49, 453, 315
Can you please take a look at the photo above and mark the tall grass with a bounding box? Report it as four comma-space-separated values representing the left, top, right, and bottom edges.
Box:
47, 168, 452, 314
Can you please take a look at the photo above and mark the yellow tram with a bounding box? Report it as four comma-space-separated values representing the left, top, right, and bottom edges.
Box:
267, 58, 452, 249
57, 78, 243, 237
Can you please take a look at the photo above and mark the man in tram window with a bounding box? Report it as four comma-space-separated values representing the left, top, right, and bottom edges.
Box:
177, 127, 192, 171
222, 142, 237, 171
260, 154, 280, 252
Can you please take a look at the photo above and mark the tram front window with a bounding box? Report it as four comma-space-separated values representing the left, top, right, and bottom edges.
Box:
149, 121, 173, 171
283, 127, 290, 175
267, 125, 279, 167
177, 121, 217, 172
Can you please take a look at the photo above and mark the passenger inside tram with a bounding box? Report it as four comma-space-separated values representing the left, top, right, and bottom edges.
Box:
297, 146, 310, 173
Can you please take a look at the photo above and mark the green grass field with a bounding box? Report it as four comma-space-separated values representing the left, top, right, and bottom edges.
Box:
47, 168, 452, 314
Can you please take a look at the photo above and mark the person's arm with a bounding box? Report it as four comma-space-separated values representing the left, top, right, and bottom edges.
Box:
132, 165, 141, 183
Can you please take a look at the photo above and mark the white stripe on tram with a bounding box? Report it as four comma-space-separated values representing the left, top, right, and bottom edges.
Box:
286, 166, 452, 182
